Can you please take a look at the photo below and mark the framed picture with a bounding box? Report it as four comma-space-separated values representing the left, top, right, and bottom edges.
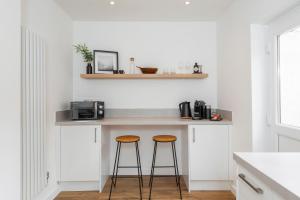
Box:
94, 50, 119, 74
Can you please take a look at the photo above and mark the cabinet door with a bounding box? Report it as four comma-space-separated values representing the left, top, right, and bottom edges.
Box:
60, 126, 100, 181
189, 125, 229, 180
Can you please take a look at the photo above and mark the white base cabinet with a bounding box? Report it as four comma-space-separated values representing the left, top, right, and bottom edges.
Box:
189, 125, 229, 180
60, 126, 101, 182
187, 125, 232, 191
57, 124, 232, 192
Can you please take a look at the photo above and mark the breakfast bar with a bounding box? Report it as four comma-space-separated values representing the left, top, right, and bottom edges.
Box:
55, 109, 233, 194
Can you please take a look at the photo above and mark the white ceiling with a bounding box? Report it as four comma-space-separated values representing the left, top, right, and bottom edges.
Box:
54, 0, 234, 21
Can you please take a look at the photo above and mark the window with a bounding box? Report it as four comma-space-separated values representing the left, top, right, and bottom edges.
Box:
278, 27, 300, 127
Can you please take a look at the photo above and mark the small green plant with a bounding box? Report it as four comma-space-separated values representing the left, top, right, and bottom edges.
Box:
74, 44, 93, 63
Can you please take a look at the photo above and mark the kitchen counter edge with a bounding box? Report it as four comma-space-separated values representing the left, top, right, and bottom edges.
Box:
55, 117, 232, 126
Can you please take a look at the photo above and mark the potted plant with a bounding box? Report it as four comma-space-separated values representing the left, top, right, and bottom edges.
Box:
74, 44, 94, 74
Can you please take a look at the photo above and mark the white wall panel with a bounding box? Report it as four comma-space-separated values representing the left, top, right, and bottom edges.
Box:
22, 0, 73, 198
21, 28, 47, 200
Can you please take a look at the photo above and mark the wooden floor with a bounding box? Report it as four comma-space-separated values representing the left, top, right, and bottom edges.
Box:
55, 176, 235, 200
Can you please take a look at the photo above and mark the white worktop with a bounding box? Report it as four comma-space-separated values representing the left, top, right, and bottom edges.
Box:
55, 116, 232, 126
234, 152, 300, 200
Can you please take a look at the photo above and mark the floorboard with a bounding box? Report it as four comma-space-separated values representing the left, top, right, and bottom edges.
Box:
55, 176, 236, 200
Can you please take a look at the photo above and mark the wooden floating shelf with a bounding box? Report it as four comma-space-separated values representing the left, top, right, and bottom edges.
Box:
80, 73, 208, 80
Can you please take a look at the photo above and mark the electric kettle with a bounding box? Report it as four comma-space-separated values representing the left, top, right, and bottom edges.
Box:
179, 102, 192, 119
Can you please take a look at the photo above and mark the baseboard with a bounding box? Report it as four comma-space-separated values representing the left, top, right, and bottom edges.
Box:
231, 182, 236, 196
34, 184, 61, 200
58, 181, 99, 191
47, 188, 61, 200
100, 175, 109, 192
189, 180, 232, 191
182, 175, 189, 192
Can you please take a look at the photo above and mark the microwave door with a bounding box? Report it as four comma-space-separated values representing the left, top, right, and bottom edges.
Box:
78, 111, 94, 119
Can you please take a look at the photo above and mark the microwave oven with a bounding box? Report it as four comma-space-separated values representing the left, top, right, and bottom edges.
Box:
71, 101, 104, 120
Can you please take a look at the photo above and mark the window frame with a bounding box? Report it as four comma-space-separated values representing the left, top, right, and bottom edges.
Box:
272, 26, 300, 146
268, 7, 300, 151
276, 27, 300, 129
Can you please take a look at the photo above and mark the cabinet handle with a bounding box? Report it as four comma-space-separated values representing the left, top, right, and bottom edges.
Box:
94, 128, 97, 143
193, 128, 195, 143
238, 174, 263, 194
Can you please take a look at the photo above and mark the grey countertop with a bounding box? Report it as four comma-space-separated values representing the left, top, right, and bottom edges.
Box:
56, 108, 232, 126
56, 116, 232, 126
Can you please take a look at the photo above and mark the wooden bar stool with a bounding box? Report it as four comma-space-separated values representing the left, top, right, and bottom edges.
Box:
109, 135, 143, 200
149, 135, 182, 200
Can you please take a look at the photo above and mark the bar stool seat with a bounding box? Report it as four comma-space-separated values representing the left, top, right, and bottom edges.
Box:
153, 135, 177, 142
116, 135, 140, 143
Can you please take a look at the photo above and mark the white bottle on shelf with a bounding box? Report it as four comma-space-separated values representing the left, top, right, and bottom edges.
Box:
129, 57, 136, 74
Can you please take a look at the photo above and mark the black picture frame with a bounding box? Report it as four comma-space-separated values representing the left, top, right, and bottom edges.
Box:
93, 50, 119, 74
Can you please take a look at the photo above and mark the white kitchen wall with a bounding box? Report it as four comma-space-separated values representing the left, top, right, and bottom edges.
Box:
22, 0, 73, 198
73, 22, 217, 108
217, 0, 299, 155
0, 0, 21, 199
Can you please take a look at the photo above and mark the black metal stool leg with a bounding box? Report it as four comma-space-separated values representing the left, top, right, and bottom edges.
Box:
135, 142, 143, 200
149, 141, 157, 187
149, 141, 157, 200
171, 142, 179, 186
149, 141, 155, 187
172, 142, 182, 200
109, 142, 121, 200
136, 141, 143, 187
114, 142, 122, 187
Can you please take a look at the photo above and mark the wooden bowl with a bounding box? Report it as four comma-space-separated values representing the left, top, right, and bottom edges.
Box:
136, 67, 158, 74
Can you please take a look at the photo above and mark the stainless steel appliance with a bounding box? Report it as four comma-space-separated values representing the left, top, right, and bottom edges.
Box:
71, 101, 104, 120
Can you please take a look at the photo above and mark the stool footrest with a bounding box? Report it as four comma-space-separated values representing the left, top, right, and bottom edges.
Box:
111, 176, 141, 179
151, 175, 180, 178
154, 165, 175, 168
118, 166, 139, 168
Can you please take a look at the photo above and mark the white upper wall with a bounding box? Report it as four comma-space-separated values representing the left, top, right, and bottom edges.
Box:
55, 0, 233, 21
217, 0, 299, 153
73, 21, 218, 108
0, 0, 21, 199
22, 0, 73, 197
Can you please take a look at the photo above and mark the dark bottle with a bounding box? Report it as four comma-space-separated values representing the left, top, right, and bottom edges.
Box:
86, 63, 93, 74
206, 105, 212, 119
202, 105, 207, 119
193, 62, 199, 74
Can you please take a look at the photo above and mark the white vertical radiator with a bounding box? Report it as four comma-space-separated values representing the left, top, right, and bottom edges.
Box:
21, 28, 47, 200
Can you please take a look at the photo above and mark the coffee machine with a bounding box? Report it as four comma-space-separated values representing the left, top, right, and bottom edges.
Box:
193, 100, 211, 120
